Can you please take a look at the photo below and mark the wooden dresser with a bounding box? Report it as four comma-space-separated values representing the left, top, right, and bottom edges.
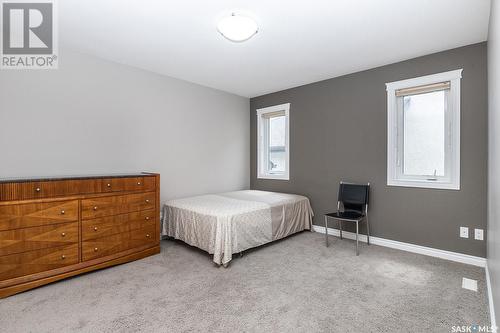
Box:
0, 173, 160, 298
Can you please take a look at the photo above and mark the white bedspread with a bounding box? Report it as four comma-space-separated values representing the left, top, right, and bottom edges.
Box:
161, 190, 314, 265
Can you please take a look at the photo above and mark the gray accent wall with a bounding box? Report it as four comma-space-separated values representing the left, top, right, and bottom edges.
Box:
0, 49, 250, 203
488, 0, 500, 324
251, 42, 487, 257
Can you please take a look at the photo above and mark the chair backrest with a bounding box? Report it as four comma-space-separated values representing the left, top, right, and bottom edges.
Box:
338, 182, 370, 213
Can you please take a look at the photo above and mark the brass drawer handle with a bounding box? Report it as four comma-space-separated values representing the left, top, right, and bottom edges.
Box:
137, 182, 141, 185
145, 216, 150, 221
146, 234, 151, 238
35, 187, 41, 192
61, 210, 65, 215
61, 232, 66, 237
94, 247, 98, 252
94, 226, 98, 231
93, 206, 98, 211
145, 199, 150, 203
61, 255, 66, 260
107, 183, 111, 188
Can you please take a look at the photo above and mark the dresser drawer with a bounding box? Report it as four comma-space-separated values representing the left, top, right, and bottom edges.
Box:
0, 200, 78, 231
101, 176, 156, 193
81, 192, 156, 220
0, 179, 104, 201
0, 176, 156, 201
82, 209, 156, 241
0, 244, 79, 281
0, 222, 78, 256
82, 224, 156, 261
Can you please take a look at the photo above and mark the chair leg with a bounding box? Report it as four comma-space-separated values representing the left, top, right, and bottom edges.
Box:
325, 216, 329, 247
356, 221, 359, 256
366, 216, 370, 245
339, 220, 343, 240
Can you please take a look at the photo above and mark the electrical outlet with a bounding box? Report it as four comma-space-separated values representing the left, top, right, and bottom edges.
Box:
460, 227, 469, 238
475, 229, 484, 241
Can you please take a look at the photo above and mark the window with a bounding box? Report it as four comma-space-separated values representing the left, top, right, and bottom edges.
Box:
257, 103, 290, 180
386, 69, 462, 190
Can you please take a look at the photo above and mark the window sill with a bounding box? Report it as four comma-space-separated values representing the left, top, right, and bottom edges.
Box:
257, 174, 289, 181
387, 179, 460, 190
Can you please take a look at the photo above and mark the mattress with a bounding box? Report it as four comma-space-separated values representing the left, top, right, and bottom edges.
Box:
161, 190, 314, 265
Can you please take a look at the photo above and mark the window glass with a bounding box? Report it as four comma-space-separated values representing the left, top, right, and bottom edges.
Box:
403, 91, 445, 177
268, 115, 286, 173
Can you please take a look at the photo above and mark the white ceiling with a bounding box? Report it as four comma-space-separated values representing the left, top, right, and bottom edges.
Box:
60, 0, 491, 98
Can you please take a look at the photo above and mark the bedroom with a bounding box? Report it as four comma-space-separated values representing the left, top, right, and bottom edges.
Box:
0, 0, 499, 332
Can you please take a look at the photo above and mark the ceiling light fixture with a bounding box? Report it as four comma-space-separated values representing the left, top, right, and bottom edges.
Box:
217, 13, 258, 42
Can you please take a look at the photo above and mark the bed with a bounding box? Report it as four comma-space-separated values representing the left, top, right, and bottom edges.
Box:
161, 190, 314, 265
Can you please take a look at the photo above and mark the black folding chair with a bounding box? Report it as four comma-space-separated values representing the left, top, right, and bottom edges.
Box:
324, 182, 370, 255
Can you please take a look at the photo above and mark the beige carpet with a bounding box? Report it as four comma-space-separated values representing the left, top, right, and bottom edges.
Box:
0, 231, 490, 332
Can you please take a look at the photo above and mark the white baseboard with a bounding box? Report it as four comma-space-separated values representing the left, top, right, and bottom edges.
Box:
312, 225, 486, 267
486, 263, 498, 331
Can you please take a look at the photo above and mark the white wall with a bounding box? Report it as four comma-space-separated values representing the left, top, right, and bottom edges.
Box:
0, 49, 250, 202
488, 0, 500, 325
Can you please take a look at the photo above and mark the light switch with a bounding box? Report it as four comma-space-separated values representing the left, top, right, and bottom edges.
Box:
460, 227, 469, 238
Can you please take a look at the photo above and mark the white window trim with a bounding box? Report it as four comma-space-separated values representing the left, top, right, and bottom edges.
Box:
386, 69, 462, 190
257, 103, 290, 180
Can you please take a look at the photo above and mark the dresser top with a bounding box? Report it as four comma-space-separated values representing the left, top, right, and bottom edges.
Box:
0, 172, 156, 184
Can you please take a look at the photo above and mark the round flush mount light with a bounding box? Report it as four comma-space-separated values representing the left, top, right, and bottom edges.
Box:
217, 13, 258, 42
